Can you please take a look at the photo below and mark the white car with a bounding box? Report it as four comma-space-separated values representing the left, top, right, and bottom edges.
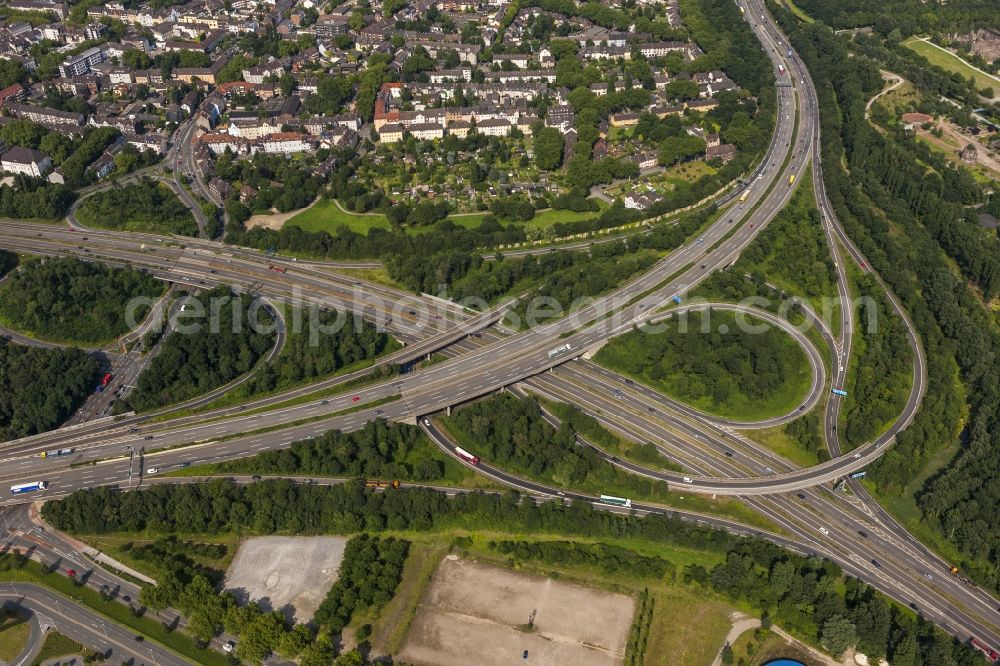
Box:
146, 468, 158, 475
422, 418, 430, 426
223, 641, 235, 653
853, 453, 861, 459
682, 476, 693, 483
819, 527, 830, 535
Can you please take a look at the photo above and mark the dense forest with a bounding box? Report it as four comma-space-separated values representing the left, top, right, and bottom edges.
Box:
731, 170, 838, 308
0, 340, 97, 440
313, 535, 408, 633
210, 420, 448, 481
75, 179, 198, 236
767, 2, 1000, 590
43, 481, 983, 662
842, 276, 913, 449
238, 309, 396, 398
122, 287, 275, 411
0, 177, 76, 219
388, 205, 715, 315
0, 250, 17, 277
445, 393, 673, 499
690, 540, 984, 664
0, 257, 164, 345
789, 0, 999, 36
594, 309, 809, 420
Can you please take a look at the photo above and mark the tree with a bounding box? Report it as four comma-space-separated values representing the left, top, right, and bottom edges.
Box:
349, 10, 365, 31
0, 59, 28, 88
664, 79, 700, 101
534, 127, 565, 170
821, 615, 857, 657
657, 135, 707, 166
720, 642, 734, 665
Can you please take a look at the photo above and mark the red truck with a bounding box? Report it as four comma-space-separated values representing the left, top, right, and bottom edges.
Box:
970, 638, 999, 662
96, 373, 113, 392
454, 447, 480, 465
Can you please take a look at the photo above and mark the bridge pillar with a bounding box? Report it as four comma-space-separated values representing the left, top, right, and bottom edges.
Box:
446, 405, 452, 416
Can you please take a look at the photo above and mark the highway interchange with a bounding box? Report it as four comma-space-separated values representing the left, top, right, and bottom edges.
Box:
0, 0, 998, 662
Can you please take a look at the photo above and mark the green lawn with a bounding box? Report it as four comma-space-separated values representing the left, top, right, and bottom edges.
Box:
0, 608, 31, 662
646, 586, 734, 666
287, 199, 607, 237
287, 198, 391, 234
746, 423, 823, 468
902, 37, 1000, 94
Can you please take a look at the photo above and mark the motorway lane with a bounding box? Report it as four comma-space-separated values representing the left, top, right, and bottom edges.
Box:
748, 0, 972, 638
420, 410, 992, 645
0, 298, 512, 476
0, 0, 837, 495
0, 0, 806, 462
0, 584, 188, 666
511, 365, 1000, 647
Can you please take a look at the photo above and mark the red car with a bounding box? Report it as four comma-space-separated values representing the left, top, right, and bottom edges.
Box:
66, 569, 76, 577
352, 396, 360, 402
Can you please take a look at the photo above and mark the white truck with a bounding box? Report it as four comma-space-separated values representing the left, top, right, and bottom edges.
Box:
547, 343, 572, 359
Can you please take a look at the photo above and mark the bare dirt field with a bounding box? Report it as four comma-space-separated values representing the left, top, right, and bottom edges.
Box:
399, 555, 635, 666
224, 536, 347, 622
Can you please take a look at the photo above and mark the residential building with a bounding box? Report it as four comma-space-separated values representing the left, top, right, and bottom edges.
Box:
58, 46, 104, 77
1, 146, 52, 177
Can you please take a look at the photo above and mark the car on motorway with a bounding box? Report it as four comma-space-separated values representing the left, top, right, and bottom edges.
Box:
352, 395, 360, 402
423, 418, 430, 426
724, 451, 734, 457
143, 435, 154, 440
682, 476, 693, 483
797, 493, 806, 500
908, 602, 918, 611
853, 453, 861, 459
320, 400, 330, 405
871, 559, 881, 568
819, 527, 830, 535
923, 573, 933, 581
374, 409, 384, 416
146, 467, 159, 475
696, 237, 705, 244
858, 530, 868, 538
